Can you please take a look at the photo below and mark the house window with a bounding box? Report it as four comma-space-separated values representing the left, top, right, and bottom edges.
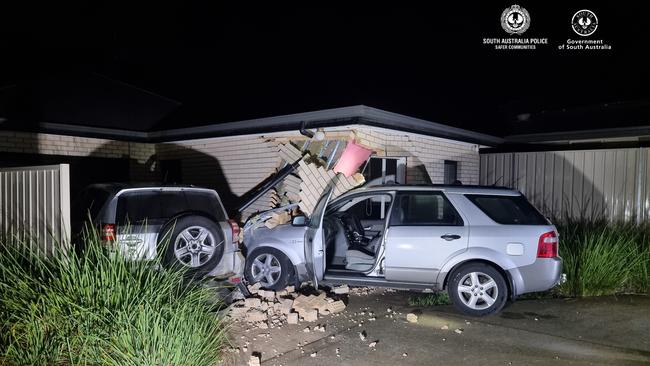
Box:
362, 157, 406, 185
444, 160, 458, 184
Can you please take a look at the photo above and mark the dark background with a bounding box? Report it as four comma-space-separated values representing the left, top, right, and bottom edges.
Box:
1, 3, 648, 137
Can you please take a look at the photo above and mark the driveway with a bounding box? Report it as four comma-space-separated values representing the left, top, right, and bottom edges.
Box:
225, 291, 650, 366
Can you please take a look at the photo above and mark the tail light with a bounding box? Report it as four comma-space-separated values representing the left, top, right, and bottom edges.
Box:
102, 223, 116, 242
228, 219, 240, 246
537, 231, 558, 258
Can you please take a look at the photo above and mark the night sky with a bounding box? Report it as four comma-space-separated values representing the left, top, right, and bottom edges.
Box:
1, 3, 648, 137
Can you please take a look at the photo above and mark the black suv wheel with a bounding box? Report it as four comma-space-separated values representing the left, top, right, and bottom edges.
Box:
159, 215, 225, 278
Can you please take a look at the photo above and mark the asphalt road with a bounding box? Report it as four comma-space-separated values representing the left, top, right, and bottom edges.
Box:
226, 291, 650, 366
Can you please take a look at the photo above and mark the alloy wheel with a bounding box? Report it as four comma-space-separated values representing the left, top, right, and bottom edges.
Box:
457, 271, 499, 310
251, 253, 282, 287
174, 226, 217, 267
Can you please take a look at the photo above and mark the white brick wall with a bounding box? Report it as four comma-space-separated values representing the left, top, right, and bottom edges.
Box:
0, 125, 481, 216
157, 125, 480, 216
0, 131, 157, 182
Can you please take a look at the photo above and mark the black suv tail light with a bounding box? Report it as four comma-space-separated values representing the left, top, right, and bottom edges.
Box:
102, 223, 116, 243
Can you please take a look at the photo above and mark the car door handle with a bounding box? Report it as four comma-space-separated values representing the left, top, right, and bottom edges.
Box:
364, 226, 373, 230
441, 234, 461, 241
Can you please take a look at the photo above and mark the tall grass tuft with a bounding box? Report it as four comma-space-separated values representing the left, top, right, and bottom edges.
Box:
408, 292, 450, 307
556, 219, 650, 297
0, 231, 228, 366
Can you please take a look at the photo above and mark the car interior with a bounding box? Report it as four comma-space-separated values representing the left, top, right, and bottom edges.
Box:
322, 194, 393, 274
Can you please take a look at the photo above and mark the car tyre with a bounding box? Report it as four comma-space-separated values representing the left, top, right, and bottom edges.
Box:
245, 247, 294, 291
159, 215, 225, 279
448, 263, 508, 316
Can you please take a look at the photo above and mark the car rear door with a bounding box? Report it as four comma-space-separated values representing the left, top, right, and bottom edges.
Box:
384, 191, 468, 284
304, 187, 334, 288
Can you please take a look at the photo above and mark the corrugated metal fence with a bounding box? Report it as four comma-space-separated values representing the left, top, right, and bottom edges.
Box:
0, 164, 71, 253
480, 148, 650, 223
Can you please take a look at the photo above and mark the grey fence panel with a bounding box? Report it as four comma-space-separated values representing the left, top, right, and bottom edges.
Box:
0, 164, 71, 253
480, 149, 649, 223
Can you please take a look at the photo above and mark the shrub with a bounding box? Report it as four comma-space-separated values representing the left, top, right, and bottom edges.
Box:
555, 219, 650, 297
408, 292, 450, 307
0, 234, 228, 366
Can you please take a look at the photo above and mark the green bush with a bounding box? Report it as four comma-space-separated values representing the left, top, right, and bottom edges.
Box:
408, 292, 450, 307
0, 233, 228, 365
555, 219, 650, 297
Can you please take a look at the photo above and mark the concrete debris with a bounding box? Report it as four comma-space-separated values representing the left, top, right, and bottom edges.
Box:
332, 284, 350, 294
368, 341, 377, 348
258, 290, 276, 301
246, 310, 267, 323
349, 287, 377, 296
454, 328, 464, 334
248, 355, 261, 366
264, 211, 291, 229
229, 285, 347, 330
402, 353, 408, 357
244, 298, 262, 308
359, 331, 367, 341
406, 313, 419, 323
303, 327, 311, 333
314, 324, 326, 332
300, 309, 318, 322
287, 313, 299, 324
247, 282, 262, 295
286, 285, 295, 293
310, 352, 317, 358
441, 324, 449, 330
327, 300, 346, 314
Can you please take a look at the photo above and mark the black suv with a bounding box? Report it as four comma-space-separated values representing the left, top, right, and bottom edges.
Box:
72, 183, 244, 279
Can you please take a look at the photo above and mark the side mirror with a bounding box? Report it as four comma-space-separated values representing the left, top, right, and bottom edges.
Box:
291, 215, 308, 226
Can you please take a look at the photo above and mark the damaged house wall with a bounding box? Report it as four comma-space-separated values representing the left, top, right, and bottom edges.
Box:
154, 125, 481, 219
0, 124, 480, 220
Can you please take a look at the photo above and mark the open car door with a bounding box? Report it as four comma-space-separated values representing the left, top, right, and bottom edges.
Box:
304, 186, 334, 288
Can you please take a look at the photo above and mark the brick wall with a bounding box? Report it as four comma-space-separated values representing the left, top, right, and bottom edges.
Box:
0, 131, 157, 182
351, 126, 480, 184
0, 125, 481, 216
157, 125, 480, 216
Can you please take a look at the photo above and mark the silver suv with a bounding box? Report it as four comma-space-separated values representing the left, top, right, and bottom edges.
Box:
72, 184, 244, 280
243, 185, 563, 316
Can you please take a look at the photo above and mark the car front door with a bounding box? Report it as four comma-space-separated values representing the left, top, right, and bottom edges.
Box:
384, 191, 468, 284
304, 186, 334, 288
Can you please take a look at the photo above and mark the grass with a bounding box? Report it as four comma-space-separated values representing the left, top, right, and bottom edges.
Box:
0, 230, 228, 366
408, 292, 450, 307
555, 219, 650, 297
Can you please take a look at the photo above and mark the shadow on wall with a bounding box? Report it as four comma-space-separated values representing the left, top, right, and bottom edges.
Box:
481, 152, 612, 222
77, 141, 240, 217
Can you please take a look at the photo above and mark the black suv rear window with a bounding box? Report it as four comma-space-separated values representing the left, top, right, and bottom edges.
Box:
465, 194, 548, 225
116, 190, 225, 225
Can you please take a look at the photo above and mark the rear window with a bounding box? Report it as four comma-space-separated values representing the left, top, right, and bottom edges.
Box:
466, 194, 548, 225
116, 190, 225, 225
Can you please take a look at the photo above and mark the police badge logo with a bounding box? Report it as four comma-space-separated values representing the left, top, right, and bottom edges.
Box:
572, 10, 598, 37
501, 5, 530, 35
